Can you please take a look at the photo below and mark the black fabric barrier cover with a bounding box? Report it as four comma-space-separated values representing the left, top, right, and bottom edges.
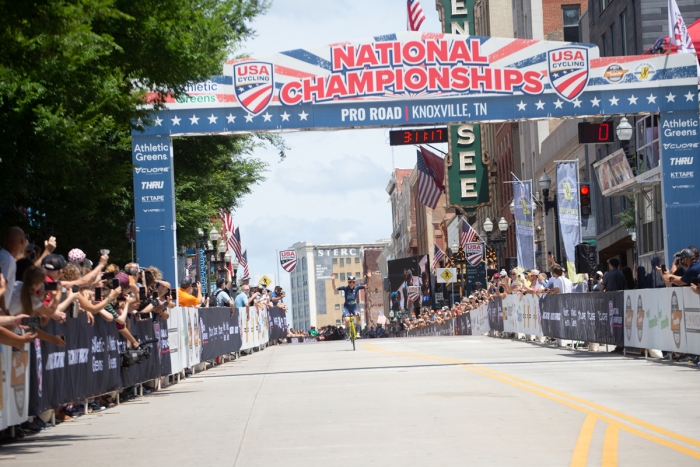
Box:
488, 296, 504, 332
539, 291, 624, 346
455, 313, 472, 335
158, 317, 172, 377
199, 308, 240, 361
268, 306, 288, 340
406, 320, 454, 336
30, 315, 122, 415
120, 318, 162, 389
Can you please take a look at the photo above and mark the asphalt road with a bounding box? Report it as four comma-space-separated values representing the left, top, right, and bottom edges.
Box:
3, 336, 700, 466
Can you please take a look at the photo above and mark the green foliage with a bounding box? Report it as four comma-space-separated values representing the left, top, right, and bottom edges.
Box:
0, 0, 273, 265
615, 196, 636, 231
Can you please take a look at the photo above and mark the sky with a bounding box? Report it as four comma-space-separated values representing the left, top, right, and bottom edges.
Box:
234, 0, 447, 291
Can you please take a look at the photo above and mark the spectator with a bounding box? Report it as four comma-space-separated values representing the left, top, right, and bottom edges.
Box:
545, 266, 570, 294
592, 271, 604, 291
660, 248, 700, 287
0, 227, 27, 311
560, 269, 573, 294
621, 266, 636, 290
214, 277, 234, 311
270, 285, 285, 305
178, 277, 202, 307
600, 258, 627, 292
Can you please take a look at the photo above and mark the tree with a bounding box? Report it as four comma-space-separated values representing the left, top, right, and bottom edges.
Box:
0, 0, 273, 266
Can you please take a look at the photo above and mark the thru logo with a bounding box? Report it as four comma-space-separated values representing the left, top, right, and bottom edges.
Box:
233, 62, 274, 116
141, 181, 164, 190
547, 47, 589, 101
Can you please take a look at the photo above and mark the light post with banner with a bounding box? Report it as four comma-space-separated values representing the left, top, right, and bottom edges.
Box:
483, 218, 508, 271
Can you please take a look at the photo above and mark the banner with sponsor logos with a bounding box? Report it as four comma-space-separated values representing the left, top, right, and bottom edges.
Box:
513, 179, 535, 270
623, 288, 700, 354
268, 306, 288, 340
556, 161, 582, 282
4, 344, 29, 427
502, 294, 543, 337
199, 308, 240, 361
539, 292, 624, 346
406, 320, 455, 337
659, 110, 700, 266
455, 312, 472, 336
239, 303, 270, 351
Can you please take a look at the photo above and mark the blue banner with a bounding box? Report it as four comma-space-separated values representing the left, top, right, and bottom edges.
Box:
660, 110, 700, 266
132, 134, 177, 284
556, 161, 581, 283
513, 179, 535, 270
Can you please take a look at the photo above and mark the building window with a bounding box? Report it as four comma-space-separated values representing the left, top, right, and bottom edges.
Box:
301, 256, 307, 270
355, 257, 360, 263
601, 33, 607, 56
303, 274, 308, 284
356, 272, 361, 278
304, 290, 308, 300
335, 304, 340, 310
332, 258, 337, 264
620, 11, 628, 55
609, 23, 615, 56
340, 258, 344, 266
334, 290, 339, 294
562, 6, 580, 42
636, 115, 660, 172
340, 273, 345, 281
296, 276, 302, 287
318, 306, 326, 315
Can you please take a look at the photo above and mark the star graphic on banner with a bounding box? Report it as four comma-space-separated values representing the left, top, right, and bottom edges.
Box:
189, 115, 199, 125
299, 110, 309, 121
262, 112, 272, 122
280, 111, 290, 121
685, 91, 695, 102
171, 116, 181, 126
517, 101, 527, 111
627, 95, 638, 105
647, 94, 657, 104
590, 97, 600, 107
572, 98, 582, 108
535, 100, 545, 110
226, 114, 236, 123
208, 114, 218, 124
154, 117, 163, 126
553, 99, 563, 109
609, 96, 619, 106
245, 113, 254, 122
665, 92, 676, 102
552, 72, 560, 78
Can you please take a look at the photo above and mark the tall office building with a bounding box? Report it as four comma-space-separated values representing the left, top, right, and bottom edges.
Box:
287, 241, 388, 331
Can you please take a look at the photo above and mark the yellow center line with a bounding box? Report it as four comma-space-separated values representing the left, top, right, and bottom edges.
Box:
359, 342, 700, 460
602, 424, 620, 467
570, 414, 597, 467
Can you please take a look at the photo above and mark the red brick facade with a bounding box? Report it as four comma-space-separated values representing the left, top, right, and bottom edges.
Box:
543, 0, 588, 40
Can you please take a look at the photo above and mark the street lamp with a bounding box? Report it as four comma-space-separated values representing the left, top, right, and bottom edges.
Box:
616, 116, 635, 174
539, 171, 562, 266
483, 217, 493, 233
498, 217, 508, 232
450, 241, 459, 255
483, 218, 507, 270
510, 200, 515, 215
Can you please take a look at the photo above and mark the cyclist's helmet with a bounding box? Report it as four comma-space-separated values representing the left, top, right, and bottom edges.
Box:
347, 275, 356, 281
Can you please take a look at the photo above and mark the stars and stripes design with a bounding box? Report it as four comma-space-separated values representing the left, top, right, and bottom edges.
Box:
465, 243, 485, 266
407, 0, 426, 32
240, 250, 250, 278
460, 221, 478, 249
431, 243, 445, 273
233, 62, 274, 115
416, 146, 445, 210
668, 0, 700, 80
232, 227, 243, 263
279, 250, 298, 273
220, 210, 241, 275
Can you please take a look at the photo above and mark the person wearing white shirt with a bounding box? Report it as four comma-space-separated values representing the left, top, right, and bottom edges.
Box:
560, 270, 573, 294
545, 266, 566, 294
0, 227, 28, 313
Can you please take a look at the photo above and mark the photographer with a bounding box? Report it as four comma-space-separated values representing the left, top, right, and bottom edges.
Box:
178, 277, 202, 307
659, 248, 700, 287
270, 286, 285, 306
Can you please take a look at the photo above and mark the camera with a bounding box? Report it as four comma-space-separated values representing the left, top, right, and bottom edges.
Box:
120, 338, 158, 367
44, 282, 58, 291
95, 287, 103, 301
103, 272, 115, 281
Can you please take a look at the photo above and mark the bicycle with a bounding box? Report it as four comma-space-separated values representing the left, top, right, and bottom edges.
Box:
348, 314, 357, 351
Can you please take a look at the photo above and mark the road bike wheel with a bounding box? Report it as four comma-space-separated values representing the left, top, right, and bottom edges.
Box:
349, 318, 356, 351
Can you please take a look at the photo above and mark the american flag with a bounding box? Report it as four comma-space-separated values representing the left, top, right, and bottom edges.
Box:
416, 147, 445, 210
431, 243, 445, 273
240, 250, 250, 278
407, 0, 426, 31
231, 227, 243, 263
460, 221, 478, 249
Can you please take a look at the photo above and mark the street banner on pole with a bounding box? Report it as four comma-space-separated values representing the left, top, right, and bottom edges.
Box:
513, 178, 535, 270
556, 161, 582, 283
279, 250, 297, 273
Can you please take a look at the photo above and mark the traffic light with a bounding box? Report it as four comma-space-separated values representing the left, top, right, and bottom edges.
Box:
580, 184, 591, 216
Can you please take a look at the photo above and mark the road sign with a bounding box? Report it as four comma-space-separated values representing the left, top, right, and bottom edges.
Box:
437, 268, 457, 283
258, 275, 272, 288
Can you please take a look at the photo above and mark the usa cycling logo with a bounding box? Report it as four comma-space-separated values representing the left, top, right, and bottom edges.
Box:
547, 47, 589, 101
233, 61, 274, 116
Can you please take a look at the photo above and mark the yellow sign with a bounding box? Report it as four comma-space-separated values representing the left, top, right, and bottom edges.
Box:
436, 268, 457, 283
259, 275, 272, 287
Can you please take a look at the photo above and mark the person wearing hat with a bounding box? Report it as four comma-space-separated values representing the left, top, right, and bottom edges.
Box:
660, 248, 700, 287
178, 277, 202, 307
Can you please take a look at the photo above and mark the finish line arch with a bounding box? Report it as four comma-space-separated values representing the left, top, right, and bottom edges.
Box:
132, 32, 699, 283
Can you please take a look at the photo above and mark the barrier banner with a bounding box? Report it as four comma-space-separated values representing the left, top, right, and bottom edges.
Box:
186, 307, 201, 367
167, 309, 183, 375
502, 295, 543, 337
268, 306, 288, 340
240, 304, 270, 351
406, 320, 454, 336
539, 292, 623, 345
121, 318, 162, 388
471, 303, 490, 335
156, 317, 172, 377
455, 313, 472, 335
199, 308, 238, 361
488, 296, 503, 332
4, 344, 29, 427
30, 315, 121, 415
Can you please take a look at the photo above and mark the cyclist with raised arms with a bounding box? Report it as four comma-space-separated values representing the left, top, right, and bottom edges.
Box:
331, 271, 370, 331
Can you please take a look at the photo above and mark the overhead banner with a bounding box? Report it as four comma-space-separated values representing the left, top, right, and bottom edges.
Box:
513, 179, 535, 270
592, 149, 635, 196
556, 161, 581, 282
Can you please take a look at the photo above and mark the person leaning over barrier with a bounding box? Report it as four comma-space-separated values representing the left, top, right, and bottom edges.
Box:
601, 258, 627, 292
178, 277, 202, 307
214, 277, 234, 311
544, 266, 565, 295
235, 284, 251, 320
659, 248, 700, 287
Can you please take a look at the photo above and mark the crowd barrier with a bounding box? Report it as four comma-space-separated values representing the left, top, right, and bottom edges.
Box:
0, 304, 287, 430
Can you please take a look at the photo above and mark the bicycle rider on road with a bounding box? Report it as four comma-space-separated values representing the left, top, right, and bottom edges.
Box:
331, 271, 371, 332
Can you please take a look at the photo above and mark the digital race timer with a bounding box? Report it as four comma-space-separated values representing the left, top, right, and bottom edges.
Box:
389, 127, 449, 146
578, 122, 615, 144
